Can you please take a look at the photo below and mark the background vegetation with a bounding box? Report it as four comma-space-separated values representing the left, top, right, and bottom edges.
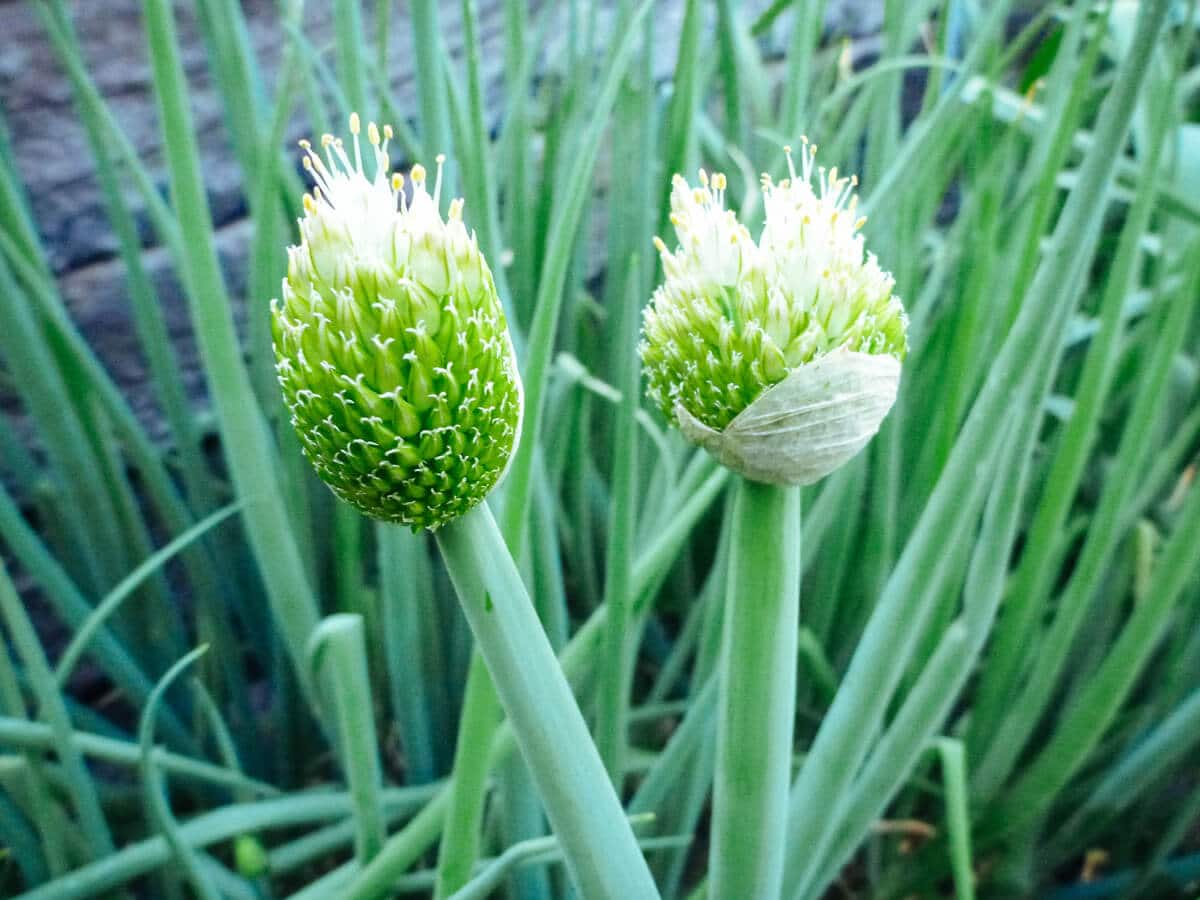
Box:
0, 0, 1198, 897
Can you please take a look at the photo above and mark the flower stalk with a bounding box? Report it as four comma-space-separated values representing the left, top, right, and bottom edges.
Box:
273, 116, 658, 900
436, 502, 660, 899
711, 479, 802, 899
641, 146, 906, 897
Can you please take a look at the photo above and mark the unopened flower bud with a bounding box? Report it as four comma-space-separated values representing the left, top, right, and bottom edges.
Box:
273, 117, 523, 529
640, 142, 908, 485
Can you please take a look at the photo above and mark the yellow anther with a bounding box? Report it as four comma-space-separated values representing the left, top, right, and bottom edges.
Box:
349, 112, 361, 134
652, 236, 667, 253
411, 163, 427, 184
299, 139, 311, 150
855, 216, 867, 230
383, 124, 394, 139
303, 194, 317, 214
368, 122, 380, 145
713, 173, 727, 191
391, 173, 404, 191
321, 134, 335, 147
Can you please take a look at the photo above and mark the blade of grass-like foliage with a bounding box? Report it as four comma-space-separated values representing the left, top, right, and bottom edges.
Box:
246, 0, 307, 411
659, 0, 704, 235
973, 245, 1199, 800
309, 615, 386, 864
12, 789, 434, 900
778, 0, 828, 140
936, 738, 977, 900
434, 502, 659, 898
377, 525, 438, 784
799, 623, 973, 899
267, 785, 442, 875
411, 0, 455, 195
0, 485, 192, 751
0, 787, 49, 887
141, 0, 321, 693
335, 0, 369, 115
0, 561, 114, 860
11, 9, 232, 586
1047, 683, 1200, 862
54, 503, 241, 685
455, 0, 510, 308
498, 0, 652, 552
1120, 763, 1200, 899
138, 647, 219, 900
631, 674, 719, 894
781, 2, 1171, 893
0, 717, 276, 796
969, 19, 1170, 758
981, 470, 1200, 842
449, 826, 685, 900
433, 652, 499, 898
33, 0, 214, 516
597, 257, 646, 783
0, 641, 70, 879
0, 251, 121, 595
499, 0, 536, 317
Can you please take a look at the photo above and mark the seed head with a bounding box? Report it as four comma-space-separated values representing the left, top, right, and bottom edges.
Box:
640, 143, 908, 484
272, 116, 522, 528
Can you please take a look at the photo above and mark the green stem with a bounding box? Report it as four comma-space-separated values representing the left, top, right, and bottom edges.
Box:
710, 479, 801, 900
435, 502, 659, 899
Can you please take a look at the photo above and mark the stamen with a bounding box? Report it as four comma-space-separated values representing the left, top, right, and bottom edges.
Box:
434, 154, 446, 208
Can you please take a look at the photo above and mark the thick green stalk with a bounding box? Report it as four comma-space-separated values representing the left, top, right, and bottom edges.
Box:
711, 480, 801, 900
435, 502, 659, 899
310, 615, 386, 864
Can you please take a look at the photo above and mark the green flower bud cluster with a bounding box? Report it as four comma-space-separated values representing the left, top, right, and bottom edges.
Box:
640, 141, 908, 435
272, 115, 522, 529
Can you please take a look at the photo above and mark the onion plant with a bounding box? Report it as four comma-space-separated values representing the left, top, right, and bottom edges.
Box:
0, 0, 1197, 898
639, 149, 906, 897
